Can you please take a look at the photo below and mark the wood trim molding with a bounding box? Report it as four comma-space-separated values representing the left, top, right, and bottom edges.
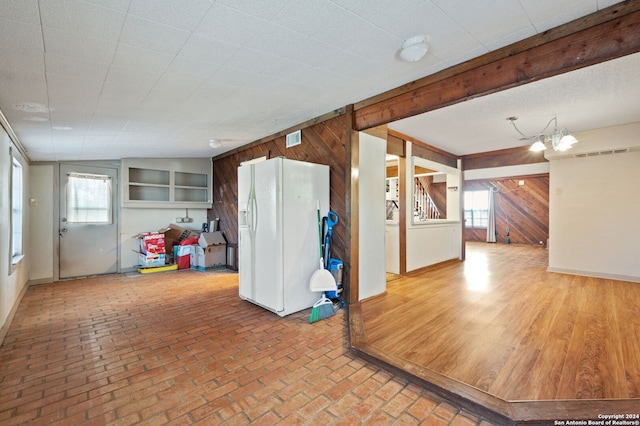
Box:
386, 134, 405, 157
361, 124, 387, 140
398, 155, 407, 275
388, 129, 457, 160
464, 172, 549, 182
348, 129, 360, 304
238, 150, 270, 165
461, 145, 548, 170
459, 161, 466, 261
213, 107, 347, 161
354, 3, 640, 130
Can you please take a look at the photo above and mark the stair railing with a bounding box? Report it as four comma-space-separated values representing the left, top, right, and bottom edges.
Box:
414, 178, 440, 220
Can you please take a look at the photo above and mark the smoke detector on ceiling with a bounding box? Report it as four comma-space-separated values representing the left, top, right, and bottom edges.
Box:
399, 35, 429, 62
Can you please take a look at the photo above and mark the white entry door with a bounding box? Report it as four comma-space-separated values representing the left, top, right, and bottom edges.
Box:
59, 164, 118, 279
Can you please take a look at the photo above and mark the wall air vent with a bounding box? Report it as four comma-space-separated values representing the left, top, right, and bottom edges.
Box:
574, 148, 629, 158
286, 130, 301, 148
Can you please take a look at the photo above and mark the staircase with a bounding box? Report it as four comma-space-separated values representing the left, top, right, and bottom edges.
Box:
414, 178, 440, 220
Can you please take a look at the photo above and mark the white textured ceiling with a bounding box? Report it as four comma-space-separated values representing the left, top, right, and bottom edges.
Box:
389, 51, 640, 155
0, 0, 628, 161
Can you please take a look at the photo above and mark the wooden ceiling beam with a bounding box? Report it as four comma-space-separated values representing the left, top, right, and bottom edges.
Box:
354, 1, 640, 131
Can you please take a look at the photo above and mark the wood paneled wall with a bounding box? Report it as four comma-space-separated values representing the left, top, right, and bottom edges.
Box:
462, 146, 546, 170
208, 113, 349, 282
464, 175, 549, 246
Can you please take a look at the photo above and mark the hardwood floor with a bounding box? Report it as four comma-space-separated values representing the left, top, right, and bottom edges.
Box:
354, 242, 640, 422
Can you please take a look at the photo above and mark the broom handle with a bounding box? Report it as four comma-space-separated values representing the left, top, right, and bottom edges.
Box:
316, 201, 323, 261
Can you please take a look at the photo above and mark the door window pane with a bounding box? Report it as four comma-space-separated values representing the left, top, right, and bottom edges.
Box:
67, 173, 112, 224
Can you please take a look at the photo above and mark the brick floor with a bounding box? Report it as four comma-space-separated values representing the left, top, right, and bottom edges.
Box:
0, 270, 505, 425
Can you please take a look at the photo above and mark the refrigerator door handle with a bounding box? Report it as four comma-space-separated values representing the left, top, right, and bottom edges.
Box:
247, 164, 257, 233
248, 164, 257, 300
250, 193, 258, 232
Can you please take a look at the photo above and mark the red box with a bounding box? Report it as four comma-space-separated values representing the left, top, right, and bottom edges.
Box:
175, 245, 193, 269
140, 232, 166, 255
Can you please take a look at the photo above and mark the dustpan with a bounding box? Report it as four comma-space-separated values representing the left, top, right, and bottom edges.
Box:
310, 258, 337, 292
309, 202, 337, 292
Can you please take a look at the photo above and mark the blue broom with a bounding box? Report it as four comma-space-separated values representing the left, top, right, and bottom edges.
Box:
309, 293, 335, 323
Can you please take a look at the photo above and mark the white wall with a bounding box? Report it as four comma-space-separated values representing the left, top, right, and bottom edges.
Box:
27, 162, 208, 276
385, 222, 399, 274
405, 143, 463, 272
548, 123, 640, 281
29, 165, 55, 282
406, 223, 461, 272
0, 126, 30, 334
358, 132, 387, 301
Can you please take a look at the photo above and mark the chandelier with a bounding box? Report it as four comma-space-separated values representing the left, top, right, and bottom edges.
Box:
506, 116, 579, 152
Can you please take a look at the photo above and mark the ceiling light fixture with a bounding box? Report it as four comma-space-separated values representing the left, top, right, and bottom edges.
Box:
399, 35, 429, 62
506, 116, 579, 152
209, 138, 221, 148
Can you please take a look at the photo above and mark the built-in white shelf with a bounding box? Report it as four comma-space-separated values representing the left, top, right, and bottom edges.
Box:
122, 158, 212, 208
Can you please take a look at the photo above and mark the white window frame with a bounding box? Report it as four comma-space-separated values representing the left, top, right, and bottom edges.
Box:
464, 190, 489, 229
66, 173, 113, 224
10, 149, 25, 271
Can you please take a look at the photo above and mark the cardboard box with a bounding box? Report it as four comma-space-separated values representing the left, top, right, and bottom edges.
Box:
133, 229, 167, 266
191, 246, 226, 271
139, 232, 165, 255
175, 245, 193, 269
189, 245, 200, 270
164, 224, 199, 250
198, 231, 226, 248
139, 253, 166, 268
191, 231, 227, 271
133, 224, 198, 267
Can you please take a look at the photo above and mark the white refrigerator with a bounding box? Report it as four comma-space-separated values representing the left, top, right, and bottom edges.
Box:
238, 158, 330, 316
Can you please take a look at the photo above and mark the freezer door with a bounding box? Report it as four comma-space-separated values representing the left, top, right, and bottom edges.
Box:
237, 160, 284, 313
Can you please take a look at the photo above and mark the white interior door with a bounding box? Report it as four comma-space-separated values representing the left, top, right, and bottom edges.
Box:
59, 164, 118, 279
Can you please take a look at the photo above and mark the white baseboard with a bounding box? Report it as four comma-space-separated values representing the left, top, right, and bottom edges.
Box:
547, 267, 640, 283
28, 277, 55, 285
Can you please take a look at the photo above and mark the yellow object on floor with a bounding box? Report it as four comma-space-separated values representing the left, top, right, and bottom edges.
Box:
137, 264, 179, 274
